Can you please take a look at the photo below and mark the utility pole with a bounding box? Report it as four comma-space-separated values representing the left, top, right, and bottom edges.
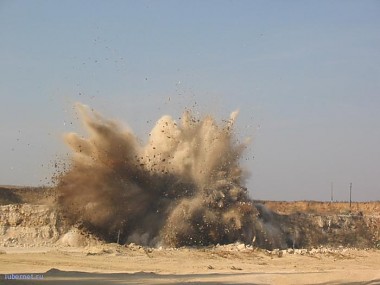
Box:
331, 182, 334, 203
349, 182, 352, 209
117, 229, 121, 244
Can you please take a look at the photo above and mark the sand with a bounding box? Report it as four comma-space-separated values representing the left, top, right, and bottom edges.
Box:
0, 245, 379, 284
1, 185, 379, 284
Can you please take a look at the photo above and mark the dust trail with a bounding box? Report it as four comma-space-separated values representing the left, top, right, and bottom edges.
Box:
57, 103, 279, 247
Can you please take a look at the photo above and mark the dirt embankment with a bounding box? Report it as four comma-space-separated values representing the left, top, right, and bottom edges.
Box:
0, 204, 61, 247
0, 186, 379, 249
261, 200, 380, 215
0, 186, 56, 206
257, 200, 380, 249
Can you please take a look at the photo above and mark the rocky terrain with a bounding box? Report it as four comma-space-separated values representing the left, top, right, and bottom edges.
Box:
1, 186, 379, 284
0, 186, 379, 250
257, 200, 380, 249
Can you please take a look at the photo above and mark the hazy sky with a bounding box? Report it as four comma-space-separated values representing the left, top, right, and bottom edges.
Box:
1, 0, 379, 201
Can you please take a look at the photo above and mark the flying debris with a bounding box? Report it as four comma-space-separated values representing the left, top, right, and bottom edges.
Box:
57, 103, 294, 249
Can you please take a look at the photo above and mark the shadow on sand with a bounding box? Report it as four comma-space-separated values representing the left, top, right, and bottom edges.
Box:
1, 269, 254, 285
1, 269, 379, 285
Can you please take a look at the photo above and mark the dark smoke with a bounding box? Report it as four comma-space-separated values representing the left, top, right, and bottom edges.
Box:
56, 103, 293, 249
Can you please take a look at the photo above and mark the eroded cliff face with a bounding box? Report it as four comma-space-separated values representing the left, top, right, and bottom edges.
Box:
251, 203, 380, 250
0, 204, 61, 247
256, 201, 380, 249
277, 212, 379, 249
0, 202, 378, 249
0, 204, 101, 247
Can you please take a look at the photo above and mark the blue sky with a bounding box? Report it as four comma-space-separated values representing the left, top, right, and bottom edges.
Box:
0, 0, 379, 201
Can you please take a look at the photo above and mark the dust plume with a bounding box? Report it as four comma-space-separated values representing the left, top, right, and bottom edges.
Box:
57, 103, 286, 248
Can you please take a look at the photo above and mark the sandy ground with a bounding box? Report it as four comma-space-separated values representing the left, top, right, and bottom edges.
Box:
0, 245, 379, 285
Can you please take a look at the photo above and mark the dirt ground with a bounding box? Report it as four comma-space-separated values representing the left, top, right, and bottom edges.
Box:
1, 187, 379, 284
0, 245, 379, 285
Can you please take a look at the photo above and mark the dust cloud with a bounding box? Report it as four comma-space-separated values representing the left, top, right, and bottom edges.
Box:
57, 103, 291, 248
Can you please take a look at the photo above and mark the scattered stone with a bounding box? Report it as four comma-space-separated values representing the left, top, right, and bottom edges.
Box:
102, 249, 113, 254
59, 228, 90, 247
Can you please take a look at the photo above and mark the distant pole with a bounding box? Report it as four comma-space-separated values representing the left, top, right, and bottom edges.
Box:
349, 182, 352, 209
117, 229, 121, 244
331, 182, 334, 202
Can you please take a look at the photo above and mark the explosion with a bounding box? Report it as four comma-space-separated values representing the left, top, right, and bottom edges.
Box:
57, 103, 292, 248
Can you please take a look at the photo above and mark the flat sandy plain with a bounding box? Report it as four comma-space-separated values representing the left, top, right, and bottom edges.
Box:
1, 244, 379, 285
